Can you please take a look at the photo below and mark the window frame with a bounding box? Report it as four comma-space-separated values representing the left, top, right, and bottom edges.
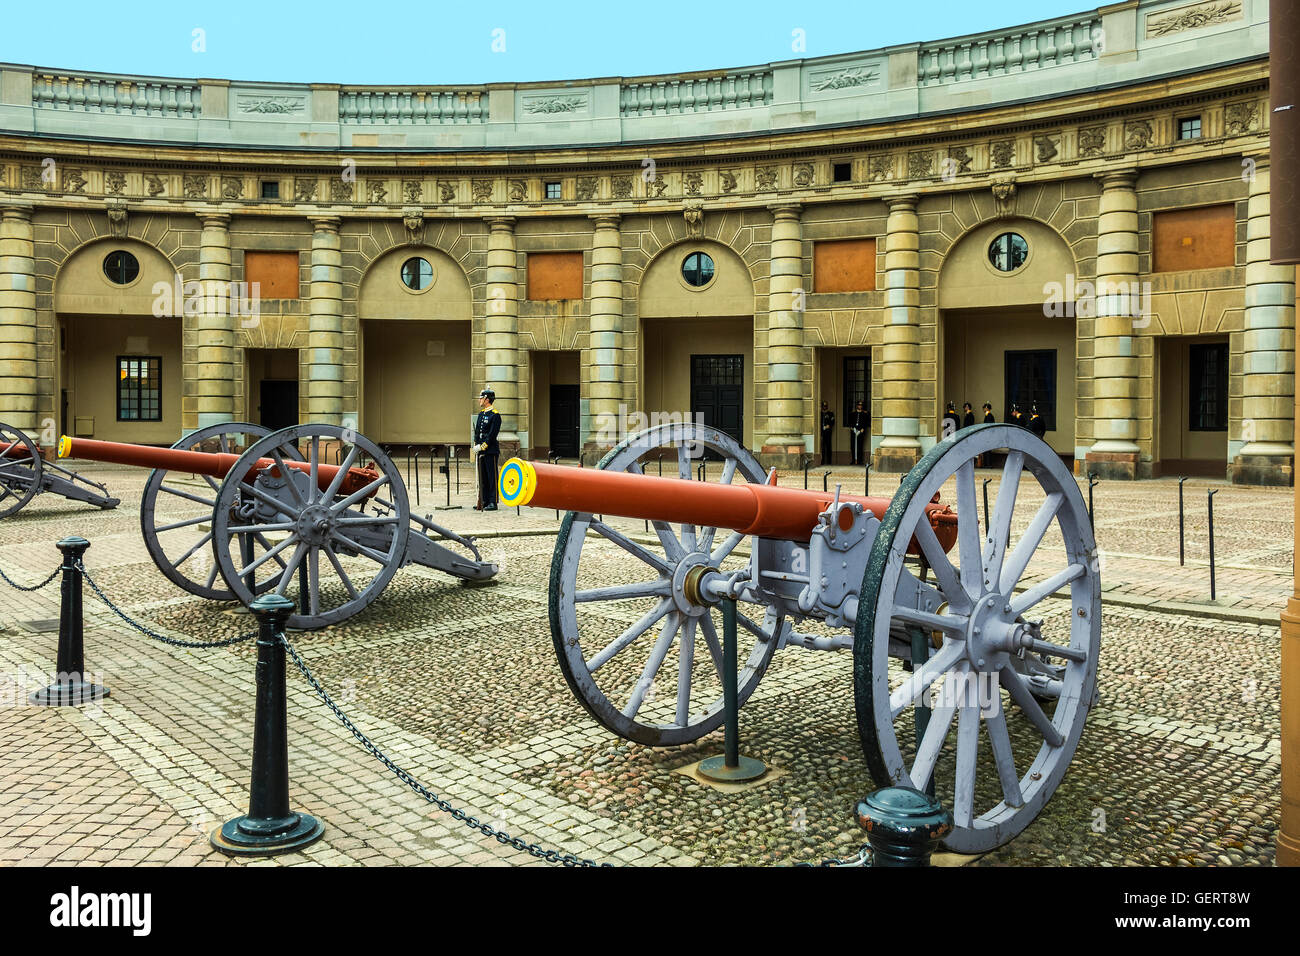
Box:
1188, 342, 1229, 431
1004, 349, 1057, 431
116, 355, 163, 423
987, 232, 1029, 274
842, 355, 869, 420
260, 181, 280, 199
102, 249, 140, 286
1177, 116, 1203, 140
399, 256, 434, 292
544, 181, 562, 200
680, 251, 716, 289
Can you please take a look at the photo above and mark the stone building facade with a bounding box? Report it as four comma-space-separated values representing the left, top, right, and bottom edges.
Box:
0, 0, 1291, 482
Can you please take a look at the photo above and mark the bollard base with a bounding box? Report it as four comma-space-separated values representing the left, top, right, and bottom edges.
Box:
29, 680, 109, 707
210, 812, 324, 856
697, 754, 767, 783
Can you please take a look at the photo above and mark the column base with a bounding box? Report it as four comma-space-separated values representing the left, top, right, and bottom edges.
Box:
759, 444, 808, 471
873, 446, 921, 473
581, 442, 614, 467
1231, 453, 1295, 487
1084, 450, 1140, 480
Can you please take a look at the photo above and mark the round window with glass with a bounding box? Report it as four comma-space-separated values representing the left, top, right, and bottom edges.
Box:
400, 256, 433, 291
103, 250, 140, 285
681, 251, 715, 288
987, 232, 1028, 273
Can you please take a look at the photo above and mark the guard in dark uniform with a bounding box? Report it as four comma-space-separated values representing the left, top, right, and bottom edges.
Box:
982, 402, 996, 424
1028, 404, 1048, 439
962, 403, 975, 429
848, 400, 869, 466
820, 402, 835, 465
941, 402, 961, 438
1007, 403, 1024, 428
474, 388, 501, 511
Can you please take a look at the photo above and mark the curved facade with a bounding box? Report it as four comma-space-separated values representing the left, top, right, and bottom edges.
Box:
0, 0, 1290, 482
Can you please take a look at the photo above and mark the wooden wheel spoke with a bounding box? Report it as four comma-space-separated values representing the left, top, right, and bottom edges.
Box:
710, 530, 745, 566
323, 544, 360, 601
910, 702, 956, 791
575, 579, 672, 603
999, 664, 1064, 747
913, 518, 968, 611
308, 437, 320, 505
160, 482, 217, 508
322, 445, 360, 501
676, 443, 697, 552
891, 605, 969, 636
307, 547, 320, 616
999, 492, 1062, 594
252, 532, 290, 572
585, 598, 672, 672
953, 701, 981, 829
588, 518, 673, 575
983, 451, 1023, 585
331, 530, 393, 566
242, 481, 301, 519
676, 618, 696, 726
985, 694, 1024, 808
171, 529, 213, 568
274, 541, 309, 596
235, 533, 297, 579
890, 639, 964, 718
698, 613, 726, 683
270, 449, 306, 508
227, 522, 295, 534
954, 460, 983, 597
622, 612, 680, 719
330, 474, 391, 514
1009, 563, 1086, 617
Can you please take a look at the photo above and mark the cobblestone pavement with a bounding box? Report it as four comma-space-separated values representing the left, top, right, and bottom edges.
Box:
0, 458, 1286, 866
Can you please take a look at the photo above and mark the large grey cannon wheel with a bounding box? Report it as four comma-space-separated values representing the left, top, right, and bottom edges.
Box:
211, 423, 410, 630
0, 423, 41, 519
855, 423, 1100, 854
141, 422, 300, 600
549, 422, 785, 746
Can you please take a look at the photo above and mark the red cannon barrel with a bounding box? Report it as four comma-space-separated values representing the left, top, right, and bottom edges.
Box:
0, 441, 38, 459
57, 436, 381, 498
499, 458, 958, 551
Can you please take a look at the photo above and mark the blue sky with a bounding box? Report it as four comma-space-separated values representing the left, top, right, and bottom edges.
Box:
3, 0, 1095, 85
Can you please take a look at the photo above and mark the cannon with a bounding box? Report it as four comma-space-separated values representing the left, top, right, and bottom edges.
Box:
500, 421, 1100, 853
0, 421, 119, 518
58, 422, 497, 629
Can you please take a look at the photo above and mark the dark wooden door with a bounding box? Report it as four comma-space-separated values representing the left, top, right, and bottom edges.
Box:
549, 384, 580, 457
691, 354, 744, 456
259, 380, 298, 432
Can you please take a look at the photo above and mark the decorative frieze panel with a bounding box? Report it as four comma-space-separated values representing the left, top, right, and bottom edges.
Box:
1145, 1, 1244, 39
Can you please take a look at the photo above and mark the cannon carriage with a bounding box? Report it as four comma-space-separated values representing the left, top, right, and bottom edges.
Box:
58, 422, 497, 629
0, 420, 119, 518
501, 421, 1100, 852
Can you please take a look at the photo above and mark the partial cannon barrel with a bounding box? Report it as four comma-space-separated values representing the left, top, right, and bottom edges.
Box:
499, 457, 958, 550
57, 435, 380, 498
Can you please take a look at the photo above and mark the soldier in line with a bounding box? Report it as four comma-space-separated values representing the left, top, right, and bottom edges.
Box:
820, 401, 835, 465
1007, 403, 1024, 428
962, 402, 975, 429
1028, 403, 1048, 439
982, 402, 996, 424
474, 387, 501, 511
848, 400, 869, 466
941, 401, 961, 438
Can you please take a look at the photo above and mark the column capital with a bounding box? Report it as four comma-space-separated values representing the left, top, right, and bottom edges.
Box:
588, 213, 622, 228
198, 212, 231, 229
308, 215, 341, 233
487, 216, 517, 233
768, 202, 803, 220
886, 194, 920, 212
0, 201, 34, 223
1094, 167, 1139, 190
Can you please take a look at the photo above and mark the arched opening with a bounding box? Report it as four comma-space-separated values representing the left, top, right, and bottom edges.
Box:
938, 219, 1079, 464
638, 240, 755, 450
357, 246, 473, 445
54, 238, 182, 444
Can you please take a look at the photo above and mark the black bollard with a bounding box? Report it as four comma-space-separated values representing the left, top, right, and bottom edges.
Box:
211, 594, 324, 856
698, 598, 766, 783
30, 537, 110, 707
412, 450, 421, 509
823, 470, 829, 493
1178, 476, 1189, 566
982, 478, 991, 536
856, 786, 952, 867
864, 461, 870, 497
1208, 488, 1219, 601
804, 456, 810, 490
1087, 473, 1099, 533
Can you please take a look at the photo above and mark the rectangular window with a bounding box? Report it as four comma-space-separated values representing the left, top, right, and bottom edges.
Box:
691, 354, 744, 386
260, 181, 280, 199
1189, 342, 1229, 430
832, 162, 852, 183
843, 356, 869, 419
243, 251, 301, 299
1152, 204, 1236, 272
526, 251, 584, 300
813, 238, 876, 293
1004, 350, 1056, 431
1178, 116, 1202, 140
117, 356, 162, 422
544, 181, 562, 200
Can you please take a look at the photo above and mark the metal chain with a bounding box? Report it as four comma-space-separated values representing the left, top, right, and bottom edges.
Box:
0, 561, 61, 593
280, 632, 610, 868
77, 561, 255, 649
796, 845, 873, 867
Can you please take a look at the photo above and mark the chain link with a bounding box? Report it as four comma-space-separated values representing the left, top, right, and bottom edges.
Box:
280, 632, 610, 868
796, 845, 873, 867
0, 561, 61, 593
77, 561, 255, 649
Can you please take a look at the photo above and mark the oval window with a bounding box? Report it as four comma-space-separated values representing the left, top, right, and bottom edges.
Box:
401, 257, 433, 291
103, 250, 140, 285
681, 251, 715, 288
988, 233, 1028, 273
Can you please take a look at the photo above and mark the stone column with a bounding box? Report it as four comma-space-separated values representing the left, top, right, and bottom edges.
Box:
875, 195, 922, 472
0, 203, 37, 434
307, 217, 343, 425
1085, 171, 1141, 479
762, 203, 806, 467
485, 217, 520, 453
196, 214, 236, 429
585, 214, 623, 463
1234, 154, 1296, 485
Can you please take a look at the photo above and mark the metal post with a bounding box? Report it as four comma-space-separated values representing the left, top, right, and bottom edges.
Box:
804, 456, 810, 490
855, 787, 952, 867
30, 536, 109, 706
982, 478, 991, 537
240, 533, 255, 597
865, 461, 870, 498
454, 448, 461, 495
211, 594, 324, 856
697, 598, 766, 783
1208, 488, 1219, 602
412, 450, 420, 509
1178, 476, 1189, 566
298, 560, 309, 615
823, 471, 829, 493
444, 447, 451, 509
1088, 473, 1099, 533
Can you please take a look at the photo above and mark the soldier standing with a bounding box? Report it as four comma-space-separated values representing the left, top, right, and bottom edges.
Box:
1028, 403, 1048, 439
982, 402, 995, 424
941, 402, 961, 438
474, 388, 501, 511
820, 402, 836, 465
848, 400, 869, 466
962, 402, 975, 429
